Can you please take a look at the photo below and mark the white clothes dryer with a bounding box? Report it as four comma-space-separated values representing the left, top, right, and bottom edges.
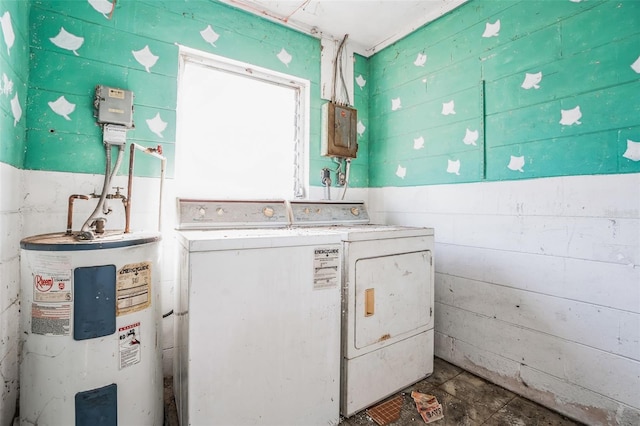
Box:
289, 201, 435, 417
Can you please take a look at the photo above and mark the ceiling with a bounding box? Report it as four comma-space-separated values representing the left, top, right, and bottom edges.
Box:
220, 0, 468, 56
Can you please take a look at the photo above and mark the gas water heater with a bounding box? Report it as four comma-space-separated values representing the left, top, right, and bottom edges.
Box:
19, 86, 165, 426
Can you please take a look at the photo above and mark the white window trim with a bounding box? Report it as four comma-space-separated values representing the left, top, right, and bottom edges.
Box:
176, 45, 310, 199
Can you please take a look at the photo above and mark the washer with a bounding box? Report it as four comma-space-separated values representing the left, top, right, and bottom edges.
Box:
289, 201, 435, 417
174, 200, 343, 426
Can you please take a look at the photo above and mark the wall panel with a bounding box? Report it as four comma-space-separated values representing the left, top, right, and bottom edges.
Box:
368, 172, 640, 424
0, 0, 29, 420
369, 0, 640, 187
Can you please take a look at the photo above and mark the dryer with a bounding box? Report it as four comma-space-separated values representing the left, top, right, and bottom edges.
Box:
289, 201, 435, 417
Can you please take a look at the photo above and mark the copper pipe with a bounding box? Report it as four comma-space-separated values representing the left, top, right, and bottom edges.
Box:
126, 143, 166, 233
67, 195, 90, 235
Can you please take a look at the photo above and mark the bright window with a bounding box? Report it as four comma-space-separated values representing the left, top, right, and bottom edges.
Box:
176, 47, 309, 199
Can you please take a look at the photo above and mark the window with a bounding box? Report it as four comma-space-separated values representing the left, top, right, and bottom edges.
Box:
176, 46, 309, 199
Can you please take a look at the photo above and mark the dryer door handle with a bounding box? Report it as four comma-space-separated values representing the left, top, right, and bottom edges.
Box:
365, 288, 375, 317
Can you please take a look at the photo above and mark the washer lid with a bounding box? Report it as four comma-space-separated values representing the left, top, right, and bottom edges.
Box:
176, 227, 343, 251
176, 199, 289, 230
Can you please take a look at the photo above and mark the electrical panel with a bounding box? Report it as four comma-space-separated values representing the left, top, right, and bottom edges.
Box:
94, 85, 134, 128
321, 102, 358, 159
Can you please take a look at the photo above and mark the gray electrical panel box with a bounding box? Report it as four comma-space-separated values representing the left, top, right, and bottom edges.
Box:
94, 85, 134, 128
321, 102, 358, 159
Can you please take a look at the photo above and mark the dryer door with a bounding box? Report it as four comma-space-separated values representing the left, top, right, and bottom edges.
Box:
355, 250, 431, 349
344, 235, 434, 358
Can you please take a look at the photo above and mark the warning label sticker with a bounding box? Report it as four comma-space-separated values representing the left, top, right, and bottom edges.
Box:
31, 303, 71, 336
32, 254, 72, 303
313, 247, 340, 290
118, 322, 141, 370
116, 262, 151, 316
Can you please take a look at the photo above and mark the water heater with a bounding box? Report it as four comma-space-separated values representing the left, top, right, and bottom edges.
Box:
19, 232, 163, 426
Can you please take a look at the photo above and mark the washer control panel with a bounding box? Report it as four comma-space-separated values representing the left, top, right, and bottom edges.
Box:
177, 199, 289, 229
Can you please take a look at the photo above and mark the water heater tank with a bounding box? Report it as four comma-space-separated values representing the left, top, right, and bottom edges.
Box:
19, 232, 163, 426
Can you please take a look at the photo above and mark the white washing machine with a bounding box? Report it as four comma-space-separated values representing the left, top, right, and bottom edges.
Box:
289, 201, 435, 417
174, 200, 343, 426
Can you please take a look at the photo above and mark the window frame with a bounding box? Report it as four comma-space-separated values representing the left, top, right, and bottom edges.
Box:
176, 45, 310, 199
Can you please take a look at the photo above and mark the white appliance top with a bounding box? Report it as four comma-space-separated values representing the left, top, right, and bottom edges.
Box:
176, 227, 345, 252
323, 224, 434, 241
288, 201, 433, 240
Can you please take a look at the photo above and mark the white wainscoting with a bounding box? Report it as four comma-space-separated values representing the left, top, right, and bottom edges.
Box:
0, 162, 22, 425
368, 173, 640, 425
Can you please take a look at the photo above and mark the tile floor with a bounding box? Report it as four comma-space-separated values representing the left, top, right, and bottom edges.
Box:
163, 357, 583, 426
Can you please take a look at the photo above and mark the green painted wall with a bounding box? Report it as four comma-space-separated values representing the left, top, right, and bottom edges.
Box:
368, 0, 640, 187
350, 53, 369, 187
0, 0, 29, 167
16, 0, 640, 186
25, 0, 368, 187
